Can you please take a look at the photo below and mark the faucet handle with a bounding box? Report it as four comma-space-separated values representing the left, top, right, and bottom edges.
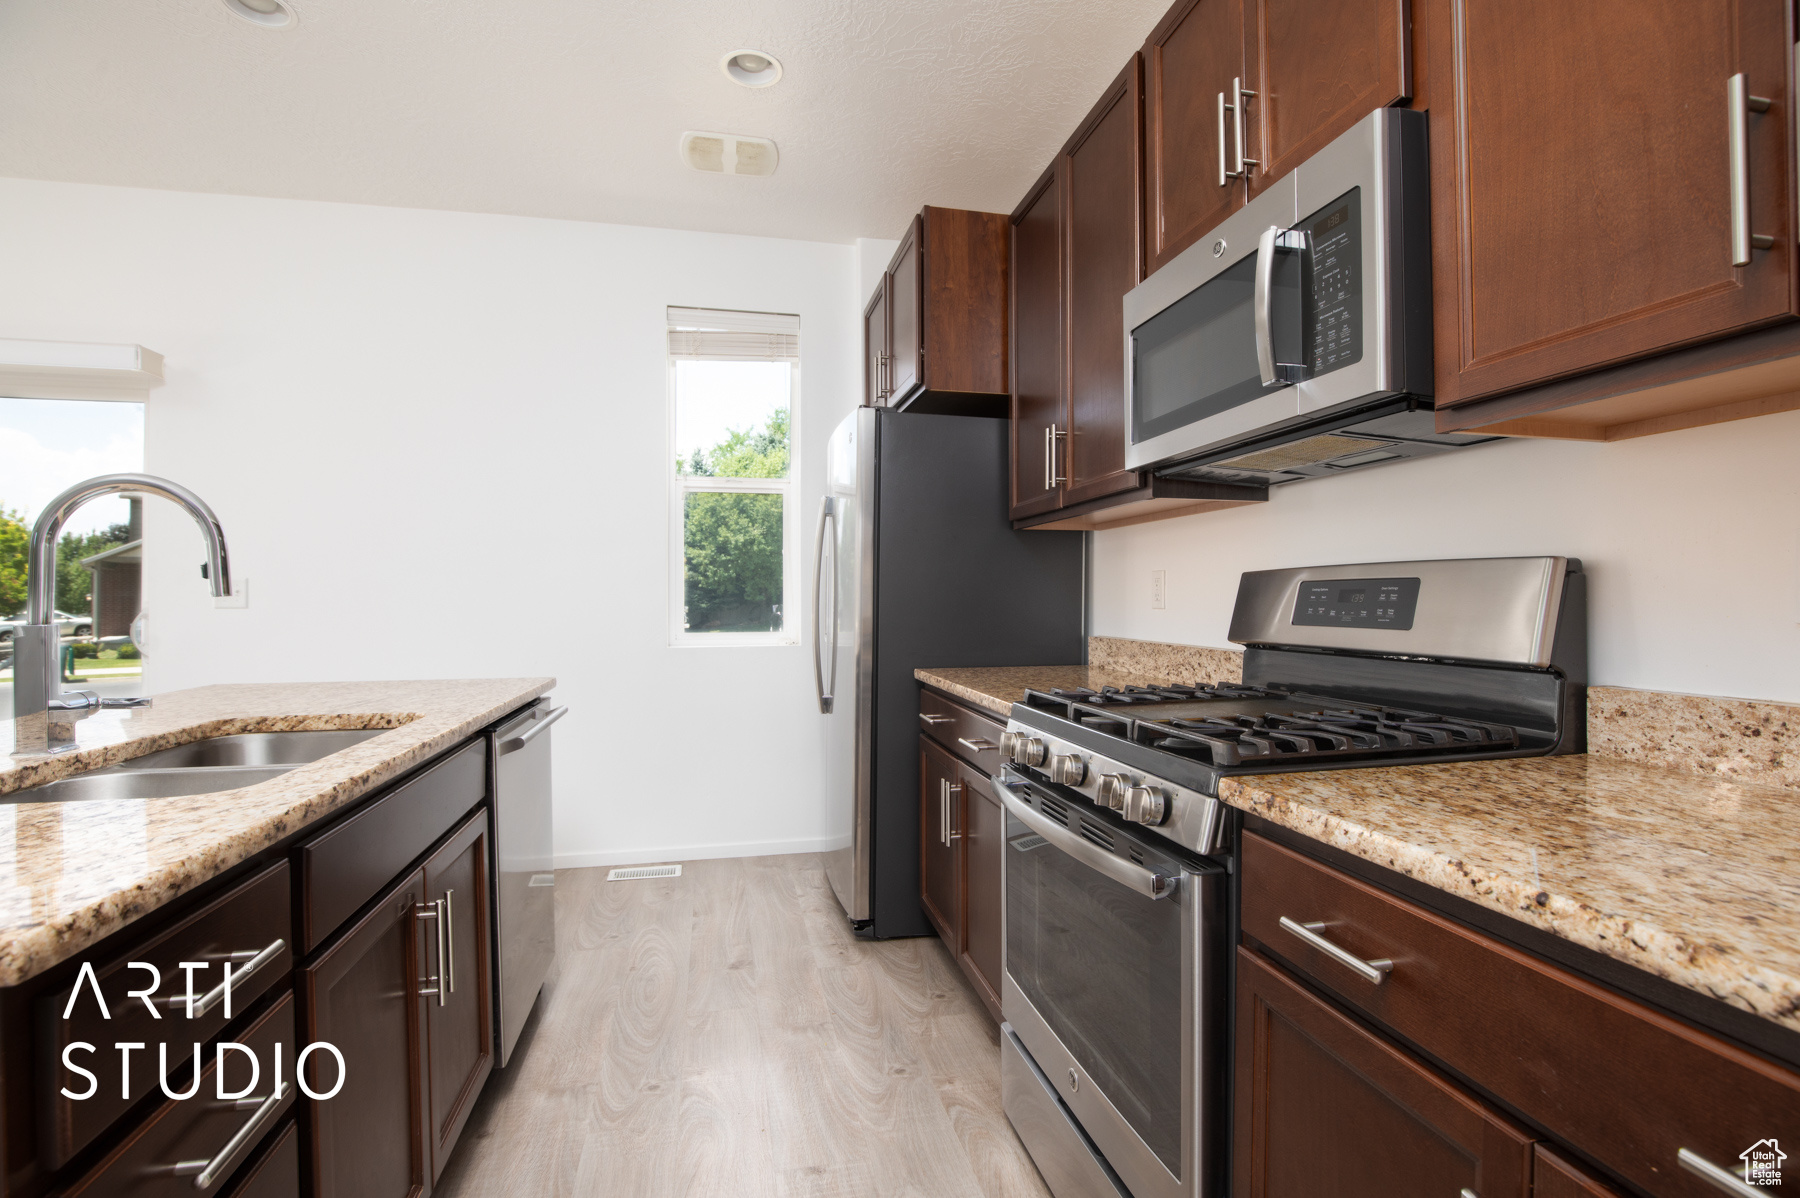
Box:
99, 697, 152, 709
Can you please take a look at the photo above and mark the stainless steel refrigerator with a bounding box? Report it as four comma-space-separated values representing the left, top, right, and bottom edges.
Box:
815, 407, 1084, 938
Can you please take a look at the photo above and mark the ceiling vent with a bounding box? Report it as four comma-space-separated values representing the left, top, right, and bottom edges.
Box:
679, 131, 779, 177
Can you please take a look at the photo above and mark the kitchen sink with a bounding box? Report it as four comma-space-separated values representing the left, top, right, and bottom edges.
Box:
6, 766, 295, 804
116, 729, 387, 770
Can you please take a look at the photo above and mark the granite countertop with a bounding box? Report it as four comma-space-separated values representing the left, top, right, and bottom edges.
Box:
0, 678, 553, 987
1222, 758, 1800, 1032
914, 666, 1151, 718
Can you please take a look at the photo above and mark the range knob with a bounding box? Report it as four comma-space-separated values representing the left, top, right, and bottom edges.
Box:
1122, 785, 1167, 826
1048, 753, 1087, 786
1006, 735, 1047, 767
1095, 773, 1129, 811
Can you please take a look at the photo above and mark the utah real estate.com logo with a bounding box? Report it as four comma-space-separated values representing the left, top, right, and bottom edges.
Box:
1744, 1138, 1788, 1187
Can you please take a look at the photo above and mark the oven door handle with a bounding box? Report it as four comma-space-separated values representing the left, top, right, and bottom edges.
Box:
993, 774, 1180, 900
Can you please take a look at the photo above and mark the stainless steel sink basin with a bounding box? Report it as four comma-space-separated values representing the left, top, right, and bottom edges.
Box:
7, 766, 295, 804
116, 730, 386, 770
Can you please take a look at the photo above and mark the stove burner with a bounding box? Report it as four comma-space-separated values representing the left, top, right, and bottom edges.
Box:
1024, 681, 1285, 711
1135, 707, 1519, 767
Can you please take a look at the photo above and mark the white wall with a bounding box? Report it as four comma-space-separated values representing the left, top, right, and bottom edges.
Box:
1092, 411, 1800, 703
0, 176, 861, 867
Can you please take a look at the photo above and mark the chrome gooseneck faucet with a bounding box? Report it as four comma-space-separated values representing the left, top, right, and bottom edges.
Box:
12, 473, 231, 755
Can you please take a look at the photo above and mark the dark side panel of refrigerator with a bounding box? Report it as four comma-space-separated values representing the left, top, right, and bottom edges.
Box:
868, 410, 1084, 937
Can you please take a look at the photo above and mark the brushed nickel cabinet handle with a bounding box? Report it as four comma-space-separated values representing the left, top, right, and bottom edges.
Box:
919, 713, 953, 726
957, 737, 996, 752
1279, 916, 1393, 984
415, 899, 447, 1006
171, 1081, 290, 1189
1679, 1148, 1763, 1196
1729, 72, 1774, 265
162, 939, 286, 1018
442, 888, 456, 998
946, 781, 963, 841
1218, 90, 1237, 184
1234, 77, 1259, 175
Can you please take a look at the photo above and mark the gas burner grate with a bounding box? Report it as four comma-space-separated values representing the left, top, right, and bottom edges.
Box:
1021, 680, 1288, 718
1134, 706, 1520, 767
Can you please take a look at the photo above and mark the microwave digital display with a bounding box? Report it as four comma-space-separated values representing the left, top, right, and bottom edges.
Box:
1291, 576, 1419, 629
1305, 188, 1363, 377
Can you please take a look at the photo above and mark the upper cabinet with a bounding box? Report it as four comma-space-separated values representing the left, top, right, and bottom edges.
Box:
1429, 0, 1800, 432
863, 206, 1010, 416
1143, 0, 1410, 272
1012, 56, 1268, 529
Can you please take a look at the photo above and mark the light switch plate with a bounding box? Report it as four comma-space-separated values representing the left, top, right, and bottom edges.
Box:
1151, 570, 1166, 609
214, 578, 249, 609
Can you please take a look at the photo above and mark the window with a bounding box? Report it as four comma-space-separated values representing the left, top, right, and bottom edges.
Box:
667, 307, 799, 645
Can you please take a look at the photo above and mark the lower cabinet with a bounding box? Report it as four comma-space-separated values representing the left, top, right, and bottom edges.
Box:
918, 689, 1006, 1020
303, 809, 494, 1198
1534, 1146, 1625, 1198
1233, 946, 1533, 1198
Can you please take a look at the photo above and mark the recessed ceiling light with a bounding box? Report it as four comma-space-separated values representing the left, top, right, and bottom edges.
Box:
222, 0, 296, 28
721, 49, 783, 88
680, 131, 779, 177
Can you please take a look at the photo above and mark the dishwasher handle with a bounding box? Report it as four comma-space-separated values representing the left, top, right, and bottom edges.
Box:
499, 705, 568, 755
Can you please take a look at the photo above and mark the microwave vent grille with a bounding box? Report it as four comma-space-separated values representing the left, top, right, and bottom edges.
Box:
1212, 433, 1394, 473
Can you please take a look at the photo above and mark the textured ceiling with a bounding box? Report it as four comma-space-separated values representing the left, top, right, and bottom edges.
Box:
0, 0, 1171, 243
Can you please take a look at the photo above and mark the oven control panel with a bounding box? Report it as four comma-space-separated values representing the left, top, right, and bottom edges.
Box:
1291, 575, 1420, 629
1001, 721, 1225, 856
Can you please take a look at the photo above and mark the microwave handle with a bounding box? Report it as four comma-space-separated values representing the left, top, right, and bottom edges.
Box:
1254, 225, 1308, 387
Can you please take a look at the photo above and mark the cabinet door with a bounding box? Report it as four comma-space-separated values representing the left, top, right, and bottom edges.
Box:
1144, 0, 1245, 274
1534, 1146, 1625, 1198
957, 762, 1003, 1020
1065, 55, 1148, 507
304, 867, 429, 1198
863, 278, 890, 406
1242, 0, 1410, 199
888, 217, 924, 403
1010, 164, 1066, 520
1234, 947, 1532, 1198
919, 739, 962, 947
423, 811, 495, 1182
1429, 0, 1796, 406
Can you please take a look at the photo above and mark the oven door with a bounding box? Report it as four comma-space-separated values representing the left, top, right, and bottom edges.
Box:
996, 768, 1225, 1198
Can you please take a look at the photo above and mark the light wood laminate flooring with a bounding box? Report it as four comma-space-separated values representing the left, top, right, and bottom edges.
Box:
434, 853, 1052, 1198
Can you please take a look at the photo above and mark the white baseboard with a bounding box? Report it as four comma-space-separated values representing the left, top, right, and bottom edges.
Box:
554, 834, 849, 870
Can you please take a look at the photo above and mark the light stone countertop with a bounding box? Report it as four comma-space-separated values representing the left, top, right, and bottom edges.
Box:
0, 678, 553, 987
1219, 757, 1800, 1034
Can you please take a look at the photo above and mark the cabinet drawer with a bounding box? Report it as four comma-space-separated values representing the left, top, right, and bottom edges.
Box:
1240, 832, 1800, 1198
63, 989, 298, 1198
299, 739, 485, 951
39, 862, 292, 1169
919, 689, 1005, 775
221, 1119, 298, 1198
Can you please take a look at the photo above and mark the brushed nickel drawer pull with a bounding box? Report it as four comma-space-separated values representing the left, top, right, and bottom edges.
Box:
1461, 1189, 1479, 1198
946, 781, 963, 841
919, 713, 953, 726
957, 737, 996, 752
442, 888, 456, 998
1728, 73, 1775, 266
171, 1081, 290, 1189
1279, 916, 1393, 984
1679, 1148, 1762, 1196
163, 939, 286, 1018
415, 899, 447, 1006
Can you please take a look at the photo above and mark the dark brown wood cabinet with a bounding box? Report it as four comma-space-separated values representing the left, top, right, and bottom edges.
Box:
862, 207, 1010, 415
1144, 0, 1245, 274
1241, 0, 1411, 200
1234, 946, 1534, 1198
1534, 1146, 1626, 1198
917, 689, 1005, 1020
421, 812, 494, 1184
304, 866, 431, 1198
1427, 0, 1797, 410
1009, 164, 1065, 521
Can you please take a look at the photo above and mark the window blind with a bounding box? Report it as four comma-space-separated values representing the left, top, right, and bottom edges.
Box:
667, 306, 800, 361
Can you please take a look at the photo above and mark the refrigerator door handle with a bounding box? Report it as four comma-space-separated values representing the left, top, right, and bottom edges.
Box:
813, 496, 838, 714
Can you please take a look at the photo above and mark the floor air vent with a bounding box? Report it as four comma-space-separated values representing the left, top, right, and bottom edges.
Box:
607, 864, 683, 881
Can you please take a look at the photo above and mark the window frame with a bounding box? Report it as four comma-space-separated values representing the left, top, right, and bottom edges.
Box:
666, 312, 801, 648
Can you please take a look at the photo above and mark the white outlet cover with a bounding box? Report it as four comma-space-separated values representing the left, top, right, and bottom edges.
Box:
214, 578, 249, 609
1151, 569, 1167, 609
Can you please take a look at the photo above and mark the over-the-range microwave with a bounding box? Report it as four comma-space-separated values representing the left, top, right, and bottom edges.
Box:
1122, 107, 1501, 485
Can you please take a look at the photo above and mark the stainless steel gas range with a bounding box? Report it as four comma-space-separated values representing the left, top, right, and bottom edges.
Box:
996, 557, 1588, 1198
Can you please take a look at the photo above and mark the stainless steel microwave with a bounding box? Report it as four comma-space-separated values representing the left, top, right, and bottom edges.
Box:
1122, 108, 1450, 479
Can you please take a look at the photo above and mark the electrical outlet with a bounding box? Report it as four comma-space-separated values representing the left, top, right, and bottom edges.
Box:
214, 578, 249, 609
1151, 570, 1166, 609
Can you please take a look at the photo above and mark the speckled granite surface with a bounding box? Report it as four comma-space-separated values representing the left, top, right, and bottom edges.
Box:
1589, 686, 1800, 789
0, 678, 552, 986
1220, 756, 1800, 1032
914, 666, 1141, 717
1087, 636, 1244, 684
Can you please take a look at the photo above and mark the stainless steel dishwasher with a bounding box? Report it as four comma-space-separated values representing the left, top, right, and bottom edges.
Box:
492, 697, 565, 1066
